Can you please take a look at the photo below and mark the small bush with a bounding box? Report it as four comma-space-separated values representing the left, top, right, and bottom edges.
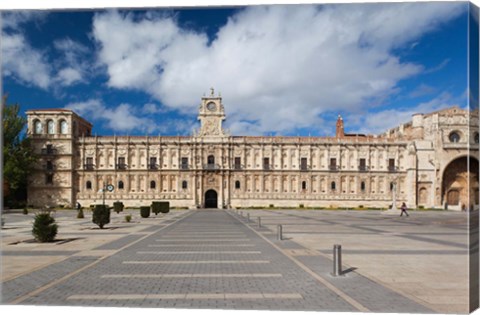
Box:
418, 205, 425, 210
140, 206, 150, 218
92, 204, 110, 229
23, 208, 28, 215
77, 208, 84, 219
152, 201, 169, 215
113, 201, 124, 214
269, 204, 274, 208
299, 204, 304, 208
125, 214, 132, 222
32, 212, 58, 242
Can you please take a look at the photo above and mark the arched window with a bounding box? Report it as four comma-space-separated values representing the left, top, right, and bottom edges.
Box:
474, 132, 479, 144
34, 120, 43, 134
449, 131, 460, 143
302, 181, 307, 190
86, 181, 92, 190
150, 181, 156, 189
47, 120, 55, 134
182, 180, 188, 189
331, 181, 336, 190
207, 155, 215, 165
118, 181, 124, 190
360, 181, 366, 192
235, 180, 241, 189
60, 120, 68, 134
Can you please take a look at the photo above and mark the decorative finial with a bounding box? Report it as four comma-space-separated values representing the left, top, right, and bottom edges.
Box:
210, 87, 214, 96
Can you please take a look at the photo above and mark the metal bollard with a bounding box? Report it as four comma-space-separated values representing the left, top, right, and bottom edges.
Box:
257, 217, 261, 228
277, 224, 283, 240
247, 213, 250, 221
333, 244, 342, 276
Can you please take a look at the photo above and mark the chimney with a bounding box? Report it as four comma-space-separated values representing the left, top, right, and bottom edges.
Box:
336, 115, 344, 138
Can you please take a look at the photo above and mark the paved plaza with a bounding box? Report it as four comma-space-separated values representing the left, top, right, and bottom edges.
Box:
0, 208, 473, 313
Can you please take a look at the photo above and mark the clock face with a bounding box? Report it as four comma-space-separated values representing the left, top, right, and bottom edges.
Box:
206, 102, 216, 111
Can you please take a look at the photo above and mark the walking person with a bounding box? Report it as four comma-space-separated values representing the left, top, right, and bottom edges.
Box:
400, 202, 409, 217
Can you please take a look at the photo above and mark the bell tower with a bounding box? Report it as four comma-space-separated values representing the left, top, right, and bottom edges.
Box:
197, 88, 226, 137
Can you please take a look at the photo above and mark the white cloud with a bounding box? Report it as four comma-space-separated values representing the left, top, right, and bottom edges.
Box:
409, 83, 437, 98
92, 3, 465, 135
52, 38, 91, 85
65, 99, 153, 132
2, 13, 90, 89
65, 99, 195, 134
1, 33, 52, 89
350, 92, 457, 135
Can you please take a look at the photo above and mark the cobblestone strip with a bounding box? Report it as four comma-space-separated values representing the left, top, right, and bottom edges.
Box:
93, 234, 145, 250
226, 210, 370, 312
5, 210, 194, 305
239, 211, 436, 313
1, 256, 96, 303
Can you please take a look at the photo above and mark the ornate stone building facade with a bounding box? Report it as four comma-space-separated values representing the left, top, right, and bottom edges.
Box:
26, 91, 479, 210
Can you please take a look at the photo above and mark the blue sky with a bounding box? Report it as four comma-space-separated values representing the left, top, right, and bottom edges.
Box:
1, 2, 470, 137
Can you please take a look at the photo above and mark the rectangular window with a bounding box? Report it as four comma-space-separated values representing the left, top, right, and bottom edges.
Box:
301, 158, 308, 171
263, 157, 270, 170
181, 157, 189, 170
85, 157, 94, 170
117, 157, 126, 170
359, 158, 366, 171
46, 174, 53, 184
234, 157, 241, 170
149, 157, 157, 170
329, 158, 337, 170
46, 161, 54, 171
388, 159, 396, 172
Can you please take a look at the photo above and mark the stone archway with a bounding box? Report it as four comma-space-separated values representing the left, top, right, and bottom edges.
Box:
204, 189, 218, 208
442, 156, 479, 210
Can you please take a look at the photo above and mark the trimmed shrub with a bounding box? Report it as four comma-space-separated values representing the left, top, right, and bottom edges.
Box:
269, 204, 274, 208
152, 201, 169, 215
77, 208, 84, 219
113, 201, 124, 214
23, 208, 28, 215
125, 214, 132, 222
92, 204, 110, 229
299, 204, 304, 208
140, 206, 150, 218
32, 212, 58, 242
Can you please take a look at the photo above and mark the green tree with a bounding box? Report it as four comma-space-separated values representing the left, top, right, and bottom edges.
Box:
3, 96, 37, 207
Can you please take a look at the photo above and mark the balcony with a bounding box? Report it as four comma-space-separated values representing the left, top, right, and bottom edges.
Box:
300, 165, 310, 172
329, 165, 339, 171
116, 163, 128, 170
41, 148, 57, 155
44, 164, 56, 171
233, 164, 243, 171
148, 164, 158, 170
84, 164, 95, 171
358, 165, 369, 172
203, 163, 221, 171
263, 164, 272, 171
180, 164, 189, 170
388, 166, 397, 172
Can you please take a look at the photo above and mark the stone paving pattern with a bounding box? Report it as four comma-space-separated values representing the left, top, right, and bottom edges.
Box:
1, 208, 473, 313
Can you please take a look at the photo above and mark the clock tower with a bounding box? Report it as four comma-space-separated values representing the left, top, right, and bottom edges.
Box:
197, 88, 227, 137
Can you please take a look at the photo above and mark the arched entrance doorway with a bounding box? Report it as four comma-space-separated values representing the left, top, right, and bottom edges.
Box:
442, 156, 479, 210
204, 189, 218, 208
